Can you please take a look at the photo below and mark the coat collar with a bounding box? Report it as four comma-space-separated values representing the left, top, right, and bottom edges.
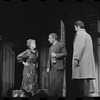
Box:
76, 29, 86, 34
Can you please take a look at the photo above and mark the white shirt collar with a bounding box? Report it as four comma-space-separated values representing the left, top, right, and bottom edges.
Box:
53, 40, 57, 45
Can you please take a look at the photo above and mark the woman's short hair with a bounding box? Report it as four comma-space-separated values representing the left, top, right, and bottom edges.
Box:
74, 20, 84, 29
26, 39, 35, 48
49, 33, 58, 40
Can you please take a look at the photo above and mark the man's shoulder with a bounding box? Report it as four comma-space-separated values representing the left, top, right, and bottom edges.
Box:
56, 41, 61, 45
56, 41, 65, 46
77, 30, 86, 37
85, 32, 92, 40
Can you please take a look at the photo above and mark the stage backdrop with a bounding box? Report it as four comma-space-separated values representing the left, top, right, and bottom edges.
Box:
0, 42, 15, 97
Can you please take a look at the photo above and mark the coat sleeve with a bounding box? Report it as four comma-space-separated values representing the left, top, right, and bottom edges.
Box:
73, 32, 85, 61
56, 43, 67, 58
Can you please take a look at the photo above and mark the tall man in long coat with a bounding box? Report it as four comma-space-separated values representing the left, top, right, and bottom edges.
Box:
47, 33, 67, 97
72, 20, 96, 97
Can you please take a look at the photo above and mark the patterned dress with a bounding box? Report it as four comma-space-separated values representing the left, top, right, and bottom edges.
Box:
17, 49, 38, 95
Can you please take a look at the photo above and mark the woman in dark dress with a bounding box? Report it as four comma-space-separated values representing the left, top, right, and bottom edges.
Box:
17, 39, 38, 96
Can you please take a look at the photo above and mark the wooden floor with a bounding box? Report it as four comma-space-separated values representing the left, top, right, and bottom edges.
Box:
36, 89, 49, 94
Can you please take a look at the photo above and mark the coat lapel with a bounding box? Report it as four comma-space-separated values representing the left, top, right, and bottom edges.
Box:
51, 41, 58, 52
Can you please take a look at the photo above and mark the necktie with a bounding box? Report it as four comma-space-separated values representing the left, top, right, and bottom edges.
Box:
50, 45, 56, 64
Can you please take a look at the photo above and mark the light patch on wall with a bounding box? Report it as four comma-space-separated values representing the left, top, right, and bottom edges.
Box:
97, 20, 100, 33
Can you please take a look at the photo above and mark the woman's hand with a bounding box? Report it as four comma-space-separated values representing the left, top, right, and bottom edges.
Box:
22, 61, 29, 66
27, 73, 31, 78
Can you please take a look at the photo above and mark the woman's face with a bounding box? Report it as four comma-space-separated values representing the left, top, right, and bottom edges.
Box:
30, 41, 36, 49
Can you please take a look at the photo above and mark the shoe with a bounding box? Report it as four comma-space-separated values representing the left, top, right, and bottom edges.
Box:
89, 93, 99, 97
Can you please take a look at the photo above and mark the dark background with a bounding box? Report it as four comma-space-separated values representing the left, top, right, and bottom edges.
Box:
0, 0, 100, 99
0, 0, 65, 92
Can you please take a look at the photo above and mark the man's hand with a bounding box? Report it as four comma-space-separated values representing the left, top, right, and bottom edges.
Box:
74, 59, 79, 67
51, 52, 56, 57
47, 68, 50, 72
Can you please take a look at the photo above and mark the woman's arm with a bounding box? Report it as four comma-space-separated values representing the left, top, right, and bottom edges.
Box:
17, 49, 29, 62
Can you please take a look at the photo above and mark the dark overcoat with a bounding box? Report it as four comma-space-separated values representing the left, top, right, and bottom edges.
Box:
47, 41, 67, 97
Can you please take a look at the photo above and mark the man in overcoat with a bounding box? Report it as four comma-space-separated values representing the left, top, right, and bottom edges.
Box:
72, 20, 96, 97
47, 33, 67, 97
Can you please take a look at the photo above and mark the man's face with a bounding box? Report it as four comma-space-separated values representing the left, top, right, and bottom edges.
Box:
74, 25, 79, 32
48, 35, 54, 44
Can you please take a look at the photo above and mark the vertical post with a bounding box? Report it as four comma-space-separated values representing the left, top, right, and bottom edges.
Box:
61, 20, 66, 97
